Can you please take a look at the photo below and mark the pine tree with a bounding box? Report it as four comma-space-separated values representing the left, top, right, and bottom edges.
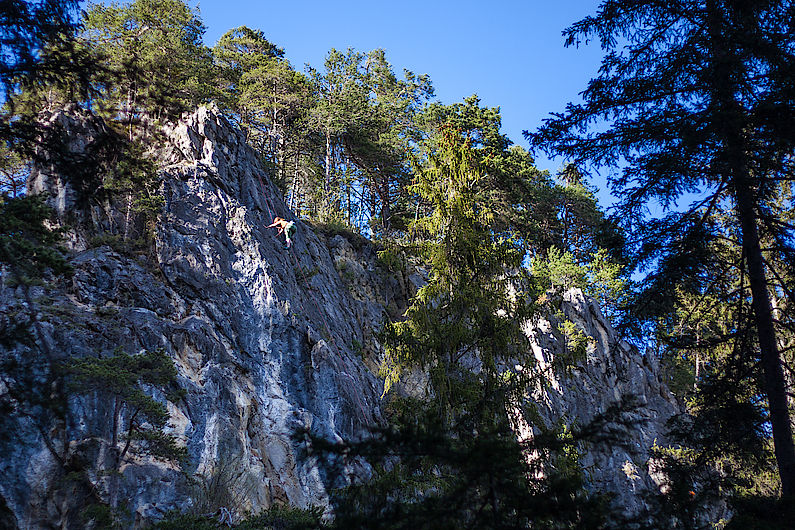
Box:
307, 48, 372, 222
380, 126, 531, 400
0, 0, 88, 102
529, 0, 795, 498
1, 0, 94, 166
83, 0, 214, 129
213, 26, 313, 190
0, 145, 28, 197
65, 348, 186, 470
306, 48, 433, 231
0, 195, 70, 457
318, 127, 609, 528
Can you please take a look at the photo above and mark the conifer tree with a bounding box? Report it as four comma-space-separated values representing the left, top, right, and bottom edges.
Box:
307, 48, 372, 222
343, 49, 433, 234
0, 146, 28, 197
83, 0, 214, 129
0, 195, 70, 458
642, 188, 795, 519
307, 48, 433, 231
1, 0, 94, 163
213, 26, 312, 190
0, 0, 88, 102
312, 127, 610, 528
380, 125, 532, 401
66, 348, 186, 470
529, 0, 795, 498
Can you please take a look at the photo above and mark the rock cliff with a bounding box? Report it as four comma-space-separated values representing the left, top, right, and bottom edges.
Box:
0, 106, 681, 527
529, 291, 680, 520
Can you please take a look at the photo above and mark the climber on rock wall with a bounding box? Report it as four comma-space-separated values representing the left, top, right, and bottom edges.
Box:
267, 216, 296, 248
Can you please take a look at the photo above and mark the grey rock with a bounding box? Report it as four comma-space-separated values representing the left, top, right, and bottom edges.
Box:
526, 289, 683, 519
2, 106, 381, 528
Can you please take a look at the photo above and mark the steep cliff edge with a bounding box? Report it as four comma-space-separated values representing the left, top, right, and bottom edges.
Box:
2, 106, 388, 526
1, 106, 682, 527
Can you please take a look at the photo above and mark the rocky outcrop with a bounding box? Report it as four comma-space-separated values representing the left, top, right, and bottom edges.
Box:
527, 290, 681, 519
338, 242, 685, 519
1, 105, 685, 527
2, 106, 383, 527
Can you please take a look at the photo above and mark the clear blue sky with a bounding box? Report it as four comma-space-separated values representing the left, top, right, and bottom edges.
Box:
195, 0, 612, 202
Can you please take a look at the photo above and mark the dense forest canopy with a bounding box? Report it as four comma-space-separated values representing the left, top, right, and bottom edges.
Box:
1, 0, 794, 527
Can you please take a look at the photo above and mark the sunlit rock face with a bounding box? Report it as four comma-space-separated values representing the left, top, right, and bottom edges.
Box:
2, 106, 383, 527
1, 105, 692, 527
525, 290, 684, 520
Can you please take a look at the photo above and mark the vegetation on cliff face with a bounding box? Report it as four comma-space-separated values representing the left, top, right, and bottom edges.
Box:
1, 0, 793, 527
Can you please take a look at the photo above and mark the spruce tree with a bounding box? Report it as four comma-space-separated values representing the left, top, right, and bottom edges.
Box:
529, 0, 795, 498
309, 127, 612, 528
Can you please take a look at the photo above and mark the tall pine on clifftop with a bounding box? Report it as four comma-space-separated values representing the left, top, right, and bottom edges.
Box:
84, 0, 214, 129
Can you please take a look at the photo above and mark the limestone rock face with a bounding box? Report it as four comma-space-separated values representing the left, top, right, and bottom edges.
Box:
2, 106, 382, 527
527, 290, 681, 519
1, 106, 683, 527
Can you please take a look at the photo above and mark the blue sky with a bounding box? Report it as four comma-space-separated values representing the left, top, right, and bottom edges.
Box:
195, 0, 612, 202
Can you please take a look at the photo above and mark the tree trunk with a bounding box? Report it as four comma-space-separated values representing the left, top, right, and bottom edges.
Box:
324, 129, 332, 217
123, 191, 132, 241
291, 151, 300, 212
706, 0, 795, 496
380, 176, 391, 232
733, 176, 795, 498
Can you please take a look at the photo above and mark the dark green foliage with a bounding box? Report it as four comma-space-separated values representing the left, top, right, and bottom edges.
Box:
98, 136, 163, 241
213, 26, 311, 190
79, 503, 116, 529
84, 0, 215, 124
0, 0, 92, 104
0, 194, 68, 281
0, 195, 72, 465
0, 145, 28, 197
380, 126, 533, 400
726, 496, 795, 530
310, 396, 609, 530
418, 98, 627, 282
0, 348, 189, 525
313, 128, 617, 528
305, 47, 434, 232
0, 0, 95, 197
238, 504, 324, 529
529, 0, 795, 499
153, 505, 325, 529
153, 512, 220, 530
65, 348, 186, 465
33, 109, 164, 242
648, 321, 788, 525
0, 196, 70, 445
311, 219, 370, 251
0, 333, 66, 449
